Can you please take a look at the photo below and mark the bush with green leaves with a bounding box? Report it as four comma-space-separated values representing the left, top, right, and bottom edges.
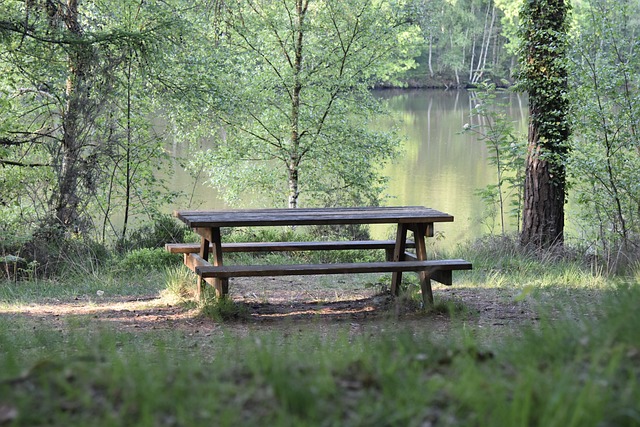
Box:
117, 213, 189, 252
116, 248, 181, 272
568, 0, 640, 270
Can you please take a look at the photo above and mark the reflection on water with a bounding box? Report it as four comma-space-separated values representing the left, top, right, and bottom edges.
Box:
372, 89, 528, 246
166, 89, 529, 246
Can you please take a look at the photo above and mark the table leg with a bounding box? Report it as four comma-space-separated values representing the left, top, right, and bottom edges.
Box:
414, 223, 434, 307
196, 234, 210, 301
391, 223, 408, 296
197, 227, 229, 299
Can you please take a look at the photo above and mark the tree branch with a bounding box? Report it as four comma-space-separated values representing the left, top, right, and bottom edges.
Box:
0, 159, 50, 167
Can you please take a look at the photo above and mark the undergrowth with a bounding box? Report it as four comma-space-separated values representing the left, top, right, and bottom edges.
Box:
2, 234, 640, 426
1, 283, 639, 426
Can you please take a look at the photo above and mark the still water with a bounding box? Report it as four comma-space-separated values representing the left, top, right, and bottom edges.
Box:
167, 89, 528, 246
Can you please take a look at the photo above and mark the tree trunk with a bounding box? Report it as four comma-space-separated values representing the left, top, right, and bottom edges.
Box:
428, 31, 434, 77
519, 0, 571, 249
288, 160, 300, 209
287, 0, 307, 209
470, 3, 496, 85
520, 128, 566, 247
468, 37, 476, 82
52, 0, 92, 230
122, 50, 134, 240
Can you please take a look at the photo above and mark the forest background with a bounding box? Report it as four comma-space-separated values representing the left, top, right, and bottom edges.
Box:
1, 0, 639, 274
3, 2, 640, 425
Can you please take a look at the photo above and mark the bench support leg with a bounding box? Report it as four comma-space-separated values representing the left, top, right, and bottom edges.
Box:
391, 223, 408, 296
210, 227, 229, 298
196, 234, 210, 301
414, 223, 434, 307
196, 227, 229, 300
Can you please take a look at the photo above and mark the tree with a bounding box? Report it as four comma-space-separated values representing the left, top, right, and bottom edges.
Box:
0, 0, 182, 249
465, 83, 526, 235
196, 0, 419, 209
410, 0, 526, 88
518, 0, 571, 249
568, 0, 640, 263
0, 0, 127, 235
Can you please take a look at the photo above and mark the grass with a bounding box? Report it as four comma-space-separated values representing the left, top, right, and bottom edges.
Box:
1, 287, 639, 426
0, 271, 164, 309
1, 240, 640, 426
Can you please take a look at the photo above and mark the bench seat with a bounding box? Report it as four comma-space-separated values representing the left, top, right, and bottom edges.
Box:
165, 240, 415, 254
183, 253, 471, 285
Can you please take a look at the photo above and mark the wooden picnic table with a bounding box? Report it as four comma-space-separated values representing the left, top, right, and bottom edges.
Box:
168, 206, 471, 307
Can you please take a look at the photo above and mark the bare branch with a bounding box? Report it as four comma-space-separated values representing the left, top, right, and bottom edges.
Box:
0, 159, 50, 167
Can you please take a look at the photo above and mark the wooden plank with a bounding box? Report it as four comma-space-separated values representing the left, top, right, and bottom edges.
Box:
176, 214, 451, 228
196, 229, 212, 300
174, 206, 454, 228
414, 223, 434, 305
195, 259, 472, 279
207, 227, 227, 297
402, 252, 455, 285
391, 223, 409, 296
165, 240, 416, 254
185, 254, 220, 298
184, 253, 212, 272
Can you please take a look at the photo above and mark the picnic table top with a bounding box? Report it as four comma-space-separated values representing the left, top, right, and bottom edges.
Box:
174, 206, 454, 228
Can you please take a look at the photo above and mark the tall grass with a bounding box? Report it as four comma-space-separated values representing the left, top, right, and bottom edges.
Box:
1, 283, 639, 426
2, 237, 639, 425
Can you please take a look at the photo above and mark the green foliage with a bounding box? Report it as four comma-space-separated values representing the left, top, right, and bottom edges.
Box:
517, 0, 572, 155
464, 82, 526, 235
117, 213, 189, 252
481, 284, 640, 426
52, 238, 112, 278
410, 0, 518, 87
0, 255, 34, 282
567, 0, 640, 268
188, 0, 413, 208
0, 204, 34, 254
199, 295, 250, 322
463, 234, 609, 293
163, 265, 197, 301
1, 232, 113, 280
0, 0, 187, 251
305, 248, 382, 265
223, 227, 307, 244
306, 223, 372, 242
116, 248, 181, 272
221, 226, 379, 264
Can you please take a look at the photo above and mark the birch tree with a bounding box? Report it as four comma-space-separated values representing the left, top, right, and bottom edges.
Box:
197, 0, 419, 208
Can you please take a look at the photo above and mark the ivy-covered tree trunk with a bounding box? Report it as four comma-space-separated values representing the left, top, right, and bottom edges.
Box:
519, 0, 571, 249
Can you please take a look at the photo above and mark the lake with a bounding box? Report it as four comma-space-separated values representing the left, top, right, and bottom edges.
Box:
166, 89, 529, 247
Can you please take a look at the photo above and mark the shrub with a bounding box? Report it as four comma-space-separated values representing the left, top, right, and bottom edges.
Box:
8, 230, 111, 279
306, 223, 371, 241
117, 248, 181, 272
54, 238, 111, 277
199, 296, 249, 321
117, 213, 189, 252
164, 265, 197, 300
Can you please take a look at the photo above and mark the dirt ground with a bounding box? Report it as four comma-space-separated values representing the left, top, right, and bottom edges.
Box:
4, 275, 539, 341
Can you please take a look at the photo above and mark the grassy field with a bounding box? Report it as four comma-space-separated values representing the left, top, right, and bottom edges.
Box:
1, 241, 639, 426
